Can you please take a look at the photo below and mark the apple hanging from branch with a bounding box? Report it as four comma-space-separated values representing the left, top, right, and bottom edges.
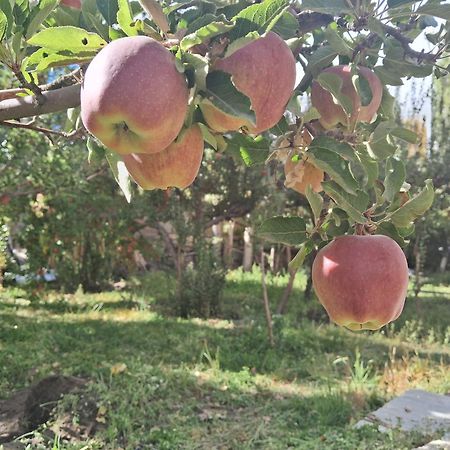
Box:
200, 32, 296, 134
311, 65, 383, 129
123, 125, 204, 190
81, 36, 189, 155
312, 235, 409, 331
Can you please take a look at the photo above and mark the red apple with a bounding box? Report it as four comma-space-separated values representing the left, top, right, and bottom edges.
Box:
123, 124, 204, 190
60, 0, 81, 9
81, 36, 189, 155
200, 32, 296, 134
311, 65, 383, 129
312, 235, 409, 331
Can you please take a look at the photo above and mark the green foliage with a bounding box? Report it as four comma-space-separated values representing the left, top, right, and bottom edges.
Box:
176, 243, 226, 318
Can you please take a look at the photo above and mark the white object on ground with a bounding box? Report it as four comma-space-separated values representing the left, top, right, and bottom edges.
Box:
356, 389, 450, 448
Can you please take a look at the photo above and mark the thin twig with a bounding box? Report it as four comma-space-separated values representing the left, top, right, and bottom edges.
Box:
260, 247, 275, 347
0, 120, 81, 139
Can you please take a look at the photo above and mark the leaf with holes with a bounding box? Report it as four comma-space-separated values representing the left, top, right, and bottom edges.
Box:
27, 26, 107, 52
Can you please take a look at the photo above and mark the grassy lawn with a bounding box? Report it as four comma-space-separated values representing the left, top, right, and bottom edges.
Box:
0, 270, 449, 449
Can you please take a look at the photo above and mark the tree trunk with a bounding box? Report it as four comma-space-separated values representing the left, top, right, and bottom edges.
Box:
224, 220, 235, 268
211, 222, 223, 261
242, 226, 253, 271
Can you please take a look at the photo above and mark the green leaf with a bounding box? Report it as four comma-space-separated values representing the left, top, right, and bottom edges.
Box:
389, 127, 417, 143
181, 52, 208, 90
322, 181, 369, 224
288, 240, 315, 272
226, 134, 270, 166
354, 71, 373, 107
383, 41, 434, 78
324, 24, 352, 57
230, 0, 290, 39
105, 150, 132, 203
383, 156, 406, 202
25, 47, 95, 71
25, 0, 59, 39
82, 0, 109, 39
376, 222, 406, 247
27, 26, 107, 52
117, 0, 138, 36
271, 10, 298, 39
0, 10, 7, 41
416, 2, 450, 21
373, 66, 403, 86
378, 87, 396, 119
259, 216, 308, 246
180, 20, 235, 51
305, 184, 323, 224
14, 0, 29, 27
0, 0, 13, 39
389, 179, 434, 227
387, 0, 415, 7
300, 0, 354, 14
305, 46, 338, 77
87, 136, 106, 164
316, 71, 353, 116
198, 123, 218, 150
307, 146, 359, 195
201, 71, 256, 126
309, 136, 357, 162
367, 122, 398, 159
355, 145, 378, 187
97, 0, 119, 25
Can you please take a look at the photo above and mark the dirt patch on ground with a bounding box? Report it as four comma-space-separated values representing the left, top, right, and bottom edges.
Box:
0, 375, 96, 445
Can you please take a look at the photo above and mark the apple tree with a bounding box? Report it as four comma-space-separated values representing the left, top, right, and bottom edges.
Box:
0, 0, 449, 329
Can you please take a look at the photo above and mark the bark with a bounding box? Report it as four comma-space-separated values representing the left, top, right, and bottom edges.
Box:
223, 220, 235, 268
0, 84, 81, 122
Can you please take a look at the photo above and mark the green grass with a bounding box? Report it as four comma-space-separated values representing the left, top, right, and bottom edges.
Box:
0, 270, 449, 449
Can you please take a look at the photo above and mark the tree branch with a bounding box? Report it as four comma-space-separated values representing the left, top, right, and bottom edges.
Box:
0, 120, 81, 139
0, 84, 81, 122
381, 23, 441, 63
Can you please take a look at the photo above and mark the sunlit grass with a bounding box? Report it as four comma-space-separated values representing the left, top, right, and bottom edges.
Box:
0, 269, 448, 448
